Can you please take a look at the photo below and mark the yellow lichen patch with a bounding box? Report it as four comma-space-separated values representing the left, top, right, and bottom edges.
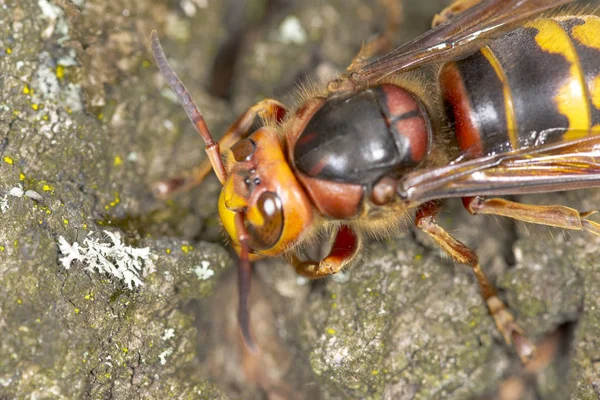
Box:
97, 113, 104, 120
3, 156, 13, 165
17, 299, 22, 304
5, 48, 11, 55
110, 192, 120, 208
63, 219, 69, 225
0, 246, 4, 251
74, 308, 80, 314
42, 184, 53, 192
23, 85, 30, 95
142, 59, 151, 68
326, 328, 336, 335
165, 248, 171, 255
56, 65, 65, 80
371, 370, 379, 376
19, 173, 25, 181
181, 245, 190, 254
527, 19, 590, 140
113, 155, 123, 166
571, 17, 600, 50
31, 104, 39, 111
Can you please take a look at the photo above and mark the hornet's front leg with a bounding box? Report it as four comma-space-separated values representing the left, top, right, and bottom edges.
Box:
345, 0, 404, 72
291, 226, 362, 279
415, 201, 535, 363
328, 0, 403, 94
153, 99, 286, 198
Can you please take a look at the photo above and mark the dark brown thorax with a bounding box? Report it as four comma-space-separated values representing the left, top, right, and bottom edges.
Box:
287, 84, 432, 219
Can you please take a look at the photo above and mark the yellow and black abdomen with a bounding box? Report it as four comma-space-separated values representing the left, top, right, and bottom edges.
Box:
440, 15, 600, 156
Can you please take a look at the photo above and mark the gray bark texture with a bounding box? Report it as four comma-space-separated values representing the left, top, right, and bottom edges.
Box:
0, 0, 598, 399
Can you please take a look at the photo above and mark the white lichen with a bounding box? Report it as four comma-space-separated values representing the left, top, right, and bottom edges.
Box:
278, 16, 307, 45
331, 271, 350, 284
8, 187, 24, 197
161, 328, 175, 341
158, 348, 173, 365
192, 261, 214, 280
0, 196, 8, 214
58, 231, 152, 289
25, 190, 43, 201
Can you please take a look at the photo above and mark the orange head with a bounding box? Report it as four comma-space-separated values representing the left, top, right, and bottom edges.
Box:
218, 127, 314, 259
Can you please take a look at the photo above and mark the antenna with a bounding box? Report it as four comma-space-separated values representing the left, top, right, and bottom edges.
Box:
150, 30, 227, 183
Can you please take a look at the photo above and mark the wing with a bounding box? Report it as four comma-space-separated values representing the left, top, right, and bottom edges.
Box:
399, 135, 600, 206
330, 0, 575, 90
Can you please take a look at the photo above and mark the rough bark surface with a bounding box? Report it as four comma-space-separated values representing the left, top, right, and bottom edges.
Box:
0, 0, 598, 399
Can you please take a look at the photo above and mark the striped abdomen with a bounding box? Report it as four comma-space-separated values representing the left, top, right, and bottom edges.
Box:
440, 15, 600, 155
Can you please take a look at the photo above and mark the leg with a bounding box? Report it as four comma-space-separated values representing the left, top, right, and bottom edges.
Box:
415, 201, 535, 363
431, 0, 483, 27
463, 196, 600, 235
153, 99, 286, 198
346, 0, 404, 71
291, 226, 361, 278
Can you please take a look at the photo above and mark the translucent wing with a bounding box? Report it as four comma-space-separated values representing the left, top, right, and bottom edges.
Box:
330, 0, 575, 90
399, 135, 600, 206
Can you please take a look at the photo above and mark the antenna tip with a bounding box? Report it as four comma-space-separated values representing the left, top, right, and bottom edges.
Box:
150, 30, 158, 40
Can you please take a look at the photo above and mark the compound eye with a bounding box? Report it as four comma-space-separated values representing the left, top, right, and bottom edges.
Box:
231, 138, 256, 162
247, 191, 284, 250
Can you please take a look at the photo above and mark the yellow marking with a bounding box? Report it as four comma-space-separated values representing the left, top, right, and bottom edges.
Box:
571, 16, 600, 50
527, 19, 590, 140
591, 74, 600, 111
481, 46, 518, 149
